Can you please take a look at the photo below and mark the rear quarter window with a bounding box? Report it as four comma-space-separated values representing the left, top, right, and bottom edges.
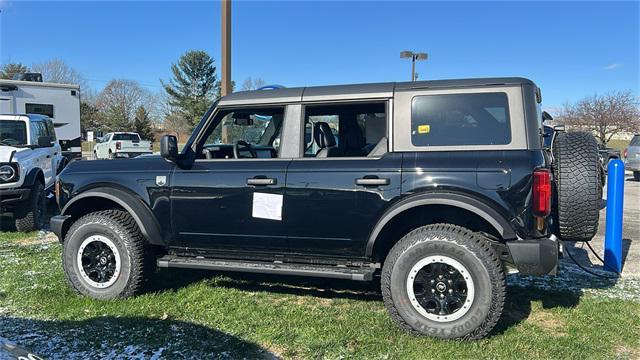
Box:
411, 92, 511, 146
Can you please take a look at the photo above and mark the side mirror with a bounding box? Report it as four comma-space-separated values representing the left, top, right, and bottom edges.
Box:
37, 136, 53, 147
542, 111, 553, 121
160, 135, 178, 161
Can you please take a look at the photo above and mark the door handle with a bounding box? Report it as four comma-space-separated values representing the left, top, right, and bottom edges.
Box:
247, 177, 277, 186
355, 177, 390, 186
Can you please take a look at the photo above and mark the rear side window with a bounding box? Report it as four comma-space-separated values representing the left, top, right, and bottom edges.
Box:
630, 135, 640, 146
411, 92, 511, 146
112, 133, 140, 141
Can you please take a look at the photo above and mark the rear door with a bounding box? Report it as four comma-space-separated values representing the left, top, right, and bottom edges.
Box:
283, 101, 402, 258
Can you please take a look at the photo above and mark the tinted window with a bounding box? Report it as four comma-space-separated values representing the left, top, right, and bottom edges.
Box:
0, 120, 27, 146
112, 133, 141, 141
630, 135, 640, 147
25, 103, 54, 118
411, 93, 511, 146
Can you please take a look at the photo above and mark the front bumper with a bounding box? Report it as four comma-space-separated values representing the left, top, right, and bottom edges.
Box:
50, 215, 71, 242
0, 188, 31, 207
506, 235, 559, 275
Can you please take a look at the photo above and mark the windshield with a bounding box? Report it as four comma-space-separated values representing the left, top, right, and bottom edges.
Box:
113, 133, 141, 141
0, 120, 28, 146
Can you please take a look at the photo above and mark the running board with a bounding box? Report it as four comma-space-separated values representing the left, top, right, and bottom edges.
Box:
157, 256, 375, 281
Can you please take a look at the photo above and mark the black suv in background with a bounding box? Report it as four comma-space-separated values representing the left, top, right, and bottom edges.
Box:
51, 78, 601, 340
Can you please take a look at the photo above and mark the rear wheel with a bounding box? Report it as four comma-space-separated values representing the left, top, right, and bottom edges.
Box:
14, 182, 46, 232
381, 224, 505, 340
62, 210, 153, 299
634, 171, 640, 181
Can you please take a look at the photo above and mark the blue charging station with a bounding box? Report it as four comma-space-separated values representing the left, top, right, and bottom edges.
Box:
604, 159, 625, 273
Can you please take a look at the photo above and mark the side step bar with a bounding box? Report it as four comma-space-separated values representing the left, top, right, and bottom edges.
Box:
157, 256, 376, 281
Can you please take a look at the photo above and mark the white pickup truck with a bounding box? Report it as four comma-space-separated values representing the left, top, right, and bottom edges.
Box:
1, 114, 64, 231
93, 132, 152, 159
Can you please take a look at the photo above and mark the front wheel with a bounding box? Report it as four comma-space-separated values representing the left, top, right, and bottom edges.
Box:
381, 224, 505, 340
14, 182, 46, 232
62, 210, 152, 299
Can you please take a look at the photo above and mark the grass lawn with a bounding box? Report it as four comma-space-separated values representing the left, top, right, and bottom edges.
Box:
1, 231, 639, 359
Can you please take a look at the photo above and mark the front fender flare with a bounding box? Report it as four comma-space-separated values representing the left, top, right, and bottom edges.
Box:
61, 186, 165, 245
365, 192, 516, 257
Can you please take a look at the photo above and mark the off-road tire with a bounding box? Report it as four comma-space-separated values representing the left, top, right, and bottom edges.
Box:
634, 171, 640, 182
552, 132, 601, 241
14, 182, 45, 232
108, 151, 114, 160
381, 224, 505, 340
62, 210, 152, 299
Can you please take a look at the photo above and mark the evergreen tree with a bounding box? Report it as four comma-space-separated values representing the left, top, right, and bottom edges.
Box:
133, 106, 154, 141
162, 50, 218, 128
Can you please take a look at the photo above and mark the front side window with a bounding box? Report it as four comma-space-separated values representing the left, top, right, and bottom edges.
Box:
411, 92, 511, 146
46, 120, 57, 141
29, 121, 48, 144
0, 120, 28, 146
630, 135, 640, 147
25, 103, 54, 118
199, 107, 284, 159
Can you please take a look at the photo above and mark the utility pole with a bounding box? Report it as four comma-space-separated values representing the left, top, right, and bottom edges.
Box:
221, 0, 232, 96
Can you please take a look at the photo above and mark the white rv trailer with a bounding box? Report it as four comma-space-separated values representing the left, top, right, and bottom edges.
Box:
0, 79, 81, 160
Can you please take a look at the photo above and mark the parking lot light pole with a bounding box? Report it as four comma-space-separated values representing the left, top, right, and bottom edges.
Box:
400, 51, 428, 81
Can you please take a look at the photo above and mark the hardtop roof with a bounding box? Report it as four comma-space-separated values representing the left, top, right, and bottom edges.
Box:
218, 77, 535, 106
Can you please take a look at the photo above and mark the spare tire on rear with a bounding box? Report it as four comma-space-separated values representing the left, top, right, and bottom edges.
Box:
552, 131, 601, 241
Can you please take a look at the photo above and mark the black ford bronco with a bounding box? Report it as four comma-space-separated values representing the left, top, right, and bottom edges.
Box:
51, 78, 601, 340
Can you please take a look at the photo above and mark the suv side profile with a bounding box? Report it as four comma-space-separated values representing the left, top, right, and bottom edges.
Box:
1, 114, 63, 231
51, 78, 601, 339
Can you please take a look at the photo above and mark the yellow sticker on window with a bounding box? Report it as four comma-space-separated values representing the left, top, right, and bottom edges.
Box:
417, 125, 430, 134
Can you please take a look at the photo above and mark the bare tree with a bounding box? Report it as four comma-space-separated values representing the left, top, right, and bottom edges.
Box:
163, 112, 191, 143
31, 59, 85, 87
96, 79, 155, 131
0, 63, 28, 79
558, 91, 640, 144
240, 77, 266, 91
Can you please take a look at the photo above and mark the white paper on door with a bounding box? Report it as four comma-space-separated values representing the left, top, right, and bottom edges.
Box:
252, 192, 283, 221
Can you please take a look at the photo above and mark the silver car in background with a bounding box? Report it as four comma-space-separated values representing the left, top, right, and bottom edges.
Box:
625, 134, 640, 181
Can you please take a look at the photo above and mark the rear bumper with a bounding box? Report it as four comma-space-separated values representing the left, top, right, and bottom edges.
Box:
50, 215, 71, 242
0, 188, 30, 207
625, 159, 640, 171
506, 235, 559, 275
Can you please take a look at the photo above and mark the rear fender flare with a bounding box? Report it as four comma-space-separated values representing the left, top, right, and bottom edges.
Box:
61, 186, 164, 245
365, 192, 516, 257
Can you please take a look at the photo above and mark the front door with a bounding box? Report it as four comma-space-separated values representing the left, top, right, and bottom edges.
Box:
171, 106, 291, 253
283, 101, 402, 258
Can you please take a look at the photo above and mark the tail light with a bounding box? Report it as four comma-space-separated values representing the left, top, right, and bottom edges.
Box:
116, 141, 121, 150
532, 169, 552, 217
623, 148, 628, 159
